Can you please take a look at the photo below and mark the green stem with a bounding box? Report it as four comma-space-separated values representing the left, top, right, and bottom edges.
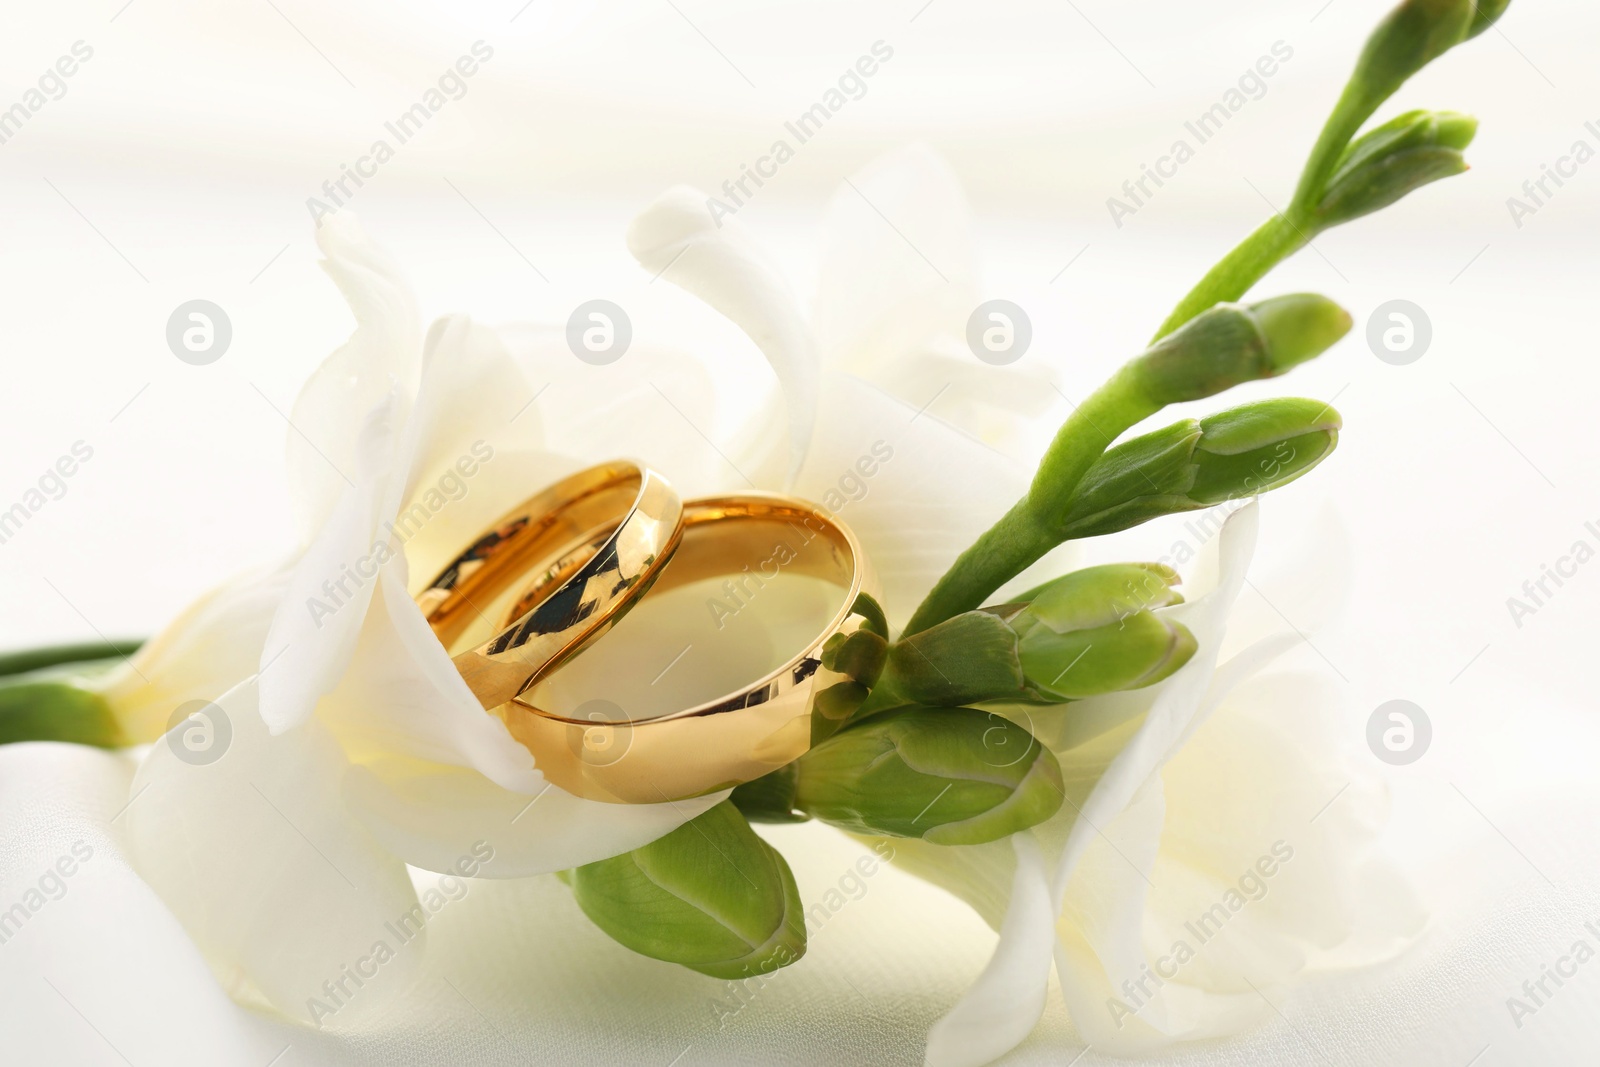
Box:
0, 640, 144, 679
904, 369, 1155, 635
1150, 81, 1383, 344
1291, 81, 1381, 214
0, 679, 124, 747
1149, 216, 1305, 343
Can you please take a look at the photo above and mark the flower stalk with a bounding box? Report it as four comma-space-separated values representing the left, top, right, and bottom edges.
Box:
1152, 0, 1505, 341
903, 298, 1349, 635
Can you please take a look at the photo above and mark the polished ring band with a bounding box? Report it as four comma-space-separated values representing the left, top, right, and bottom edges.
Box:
416, 460, 683, 709
494, 493, 881, 804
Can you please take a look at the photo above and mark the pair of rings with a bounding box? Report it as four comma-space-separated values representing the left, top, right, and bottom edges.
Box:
415, 462, 881, 804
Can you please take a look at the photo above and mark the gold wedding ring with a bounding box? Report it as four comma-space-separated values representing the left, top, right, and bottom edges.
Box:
497, 494, 879, 803
416, 461, 682, 710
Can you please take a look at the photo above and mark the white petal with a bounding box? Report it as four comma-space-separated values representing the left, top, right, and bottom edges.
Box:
1046, 502, 1259, 906
816, 146, 1054, 454
258, 391, 403, 734
627, 186, 819, 484
319, 564, 540, 793
343, 756, 725, 878
125, 676, 421, 1023
923, 833, 1054, 1067
493, 324, 735, 498
816, 144, 977, 372
288, 212, 422, 540
790, 374, 1030, 627
97, 565, 290, 743
0, 742, 299, 1063
399, 315, 546, 513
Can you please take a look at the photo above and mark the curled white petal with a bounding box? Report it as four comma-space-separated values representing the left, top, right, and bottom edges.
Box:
258, 390, 403, 735
289, 213, 422, 540
923, 832, 1054, 1067
627, 186, 819, 485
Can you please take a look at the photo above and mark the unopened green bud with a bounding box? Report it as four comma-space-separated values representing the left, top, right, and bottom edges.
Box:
565, 801, 805, 979
1131, 297, 1350, 407
795, 706, 1062, 845
1011, 563, 1194, 699
1058, 397, 1342, 539
1015, 605, 1196, 700
1188, 397, 1342, 504
1353, 0, 1476, 105
1467, 0, 1511, 38
1317, 110, 1477, 227
886, 564, 1194, 705
1247, 295, 1355, 374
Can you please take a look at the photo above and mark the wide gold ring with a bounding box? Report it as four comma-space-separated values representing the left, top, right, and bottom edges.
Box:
416, 460, 683, 709
494, 493, 882, 804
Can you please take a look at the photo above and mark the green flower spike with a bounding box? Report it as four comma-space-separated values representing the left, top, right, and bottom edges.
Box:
1155, 0, 1508, 340
794, 706, 1063, 846
888, 564, 1195, 707
903, 297, 1348, 636
564, 801, 806, 979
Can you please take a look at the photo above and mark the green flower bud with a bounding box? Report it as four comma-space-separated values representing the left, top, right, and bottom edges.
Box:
1131, 296, 1350, 407
1015, 605, 1196, 700
0, 680, 124, 748
1057, 397, 1341, 540
1467, 0, 1511, 38
1352, 0, 1476, 105
1187, 397, 1341, 505
1316, 110, 1477, 227
565, 801, 805, 980
795, 706, 1063, 845
887, 564, 1196, 706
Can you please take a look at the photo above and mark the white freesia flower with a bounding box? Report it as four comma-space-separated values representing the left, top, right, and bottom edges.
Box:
71, 145, 1410, 1065
883, 503, 1423, 1066
90, 149, 1033, 1024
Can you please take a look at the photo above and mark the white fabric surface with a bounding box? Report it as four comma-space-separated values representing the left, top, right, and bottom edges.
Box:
4, 695, 1599, 1066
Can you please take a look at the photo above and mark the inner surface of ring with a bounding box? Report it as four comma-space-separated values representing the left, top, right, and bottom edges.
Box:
514, 499, 859, 726
418, 462, 683, 713
420, 469, 643, 651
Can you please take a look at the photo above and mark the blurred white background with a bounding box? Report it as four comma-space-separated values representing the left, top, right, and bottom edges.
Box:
1, 1, 1598, 1063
